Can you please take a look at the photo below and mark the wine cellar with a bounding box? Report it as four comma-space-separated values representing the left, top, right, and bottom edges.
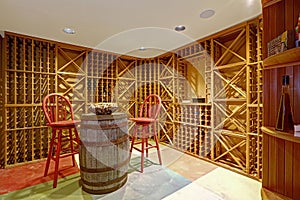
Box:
0, 16, 263, 180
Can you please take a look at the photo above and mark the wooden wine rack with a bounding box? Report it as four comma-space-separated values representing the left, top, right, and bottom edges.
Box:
0, 16, 262, 180
173, 103, 212, 157
171, 17, 263, 178
1, 34, 56, 167
114, 57, 137, 117
210, 18, 263, 178
0, 37, 5, 168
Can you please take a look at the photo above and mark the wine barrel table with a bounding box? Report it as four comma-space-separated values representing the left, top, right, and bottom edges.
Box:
79, 112, 129, 194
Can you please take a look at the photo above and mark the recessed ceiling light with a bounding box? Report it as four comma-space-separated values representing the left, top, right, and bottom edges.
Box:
174, 25, 186, 32
200, 9, 215, 19
63, 27, 75, 34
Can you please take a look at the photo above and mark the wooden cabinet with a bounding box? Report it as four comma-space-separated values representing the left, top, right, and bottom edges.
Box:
262, 127, 300, 199
261, 0, 300, 199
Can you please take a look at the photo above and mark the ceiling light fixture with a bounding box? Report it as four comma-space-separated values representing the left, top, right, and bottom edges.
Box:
63, 27, 75, 34
139, 47, 146, 51
174, 25, 186, 32
200, 9, 215, 19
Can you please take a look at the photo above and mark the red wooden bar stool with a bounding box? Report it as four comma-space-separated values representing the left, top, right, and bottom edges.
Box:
42, 93, 80, 188
129, 94, 162, 172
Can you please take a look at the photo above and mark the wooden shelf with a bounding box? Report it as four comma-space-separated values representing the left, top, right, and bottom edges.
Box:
261, 188, 292, 200
262, 0, 283, 8
261, 126, 300, 144
263, 48, 300, 68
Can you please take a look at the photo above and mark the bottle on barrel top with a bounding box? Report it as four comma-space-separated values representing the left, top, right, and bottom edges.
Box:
275, 75, 294, 132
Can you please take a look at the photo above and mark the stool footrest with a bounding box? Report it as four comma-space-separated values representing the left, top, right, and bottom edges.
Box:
133, 146, 142, 152
133, 143, 157, 152
61, 146, 79, 152
50, 151, 79, 160
132, 144, 157, 152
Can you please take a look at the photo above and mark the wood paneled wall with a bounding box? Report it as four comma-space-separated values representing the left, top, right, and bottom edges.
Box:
263, 128, 300, 199
263, 66, 300, 127
262, 0, 300, 59
261, 0, 300, 198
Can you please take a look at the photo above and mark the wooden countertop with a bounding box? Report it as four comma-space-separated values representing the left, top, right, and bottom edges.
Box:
261, 126, 300, 144
261, 188, 292, 200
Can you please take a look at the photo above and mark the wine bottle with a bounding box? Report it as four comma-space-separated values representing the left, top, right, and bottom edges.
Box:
275, 75, 294, 132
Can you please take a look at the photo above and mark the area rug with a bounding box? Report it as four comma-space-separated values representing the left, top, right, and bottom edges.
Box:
0, 157, 191, 200
0, 156, 80, 195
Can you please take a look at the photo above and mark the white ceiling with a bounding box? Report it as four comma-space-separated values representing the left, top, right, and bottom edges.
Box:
0, 0, 262, 58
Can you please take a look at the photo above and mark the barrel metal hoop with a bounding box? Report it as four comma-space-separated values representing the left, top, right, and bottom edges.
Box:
81, 172, 128, 187
81, 175, 128, 194
81, 134, 128, 147
80, 157, 130, 173
81, 121, 128, 130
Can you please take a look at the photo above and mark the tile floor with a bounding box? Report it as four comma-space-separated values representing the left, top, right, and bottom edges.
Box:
144, 145, 262, 200
1, 143, 263, 200
73, 143, 263, 199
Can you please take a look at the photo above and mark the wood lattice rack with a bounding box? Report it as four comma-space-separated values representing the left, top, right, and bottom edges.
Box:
0, 17, 262, 179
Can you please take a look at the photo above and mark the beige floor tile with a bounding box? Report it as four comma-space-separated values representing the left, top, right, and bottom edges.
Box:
75, 141, 262, 200
194, 167, 262, 200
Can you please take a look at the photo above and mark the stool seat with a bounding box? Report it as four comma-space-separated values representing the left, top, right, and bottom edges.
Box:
47, 120, 81, 127
129, 117, 155, 124
42, 93, 80, 188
